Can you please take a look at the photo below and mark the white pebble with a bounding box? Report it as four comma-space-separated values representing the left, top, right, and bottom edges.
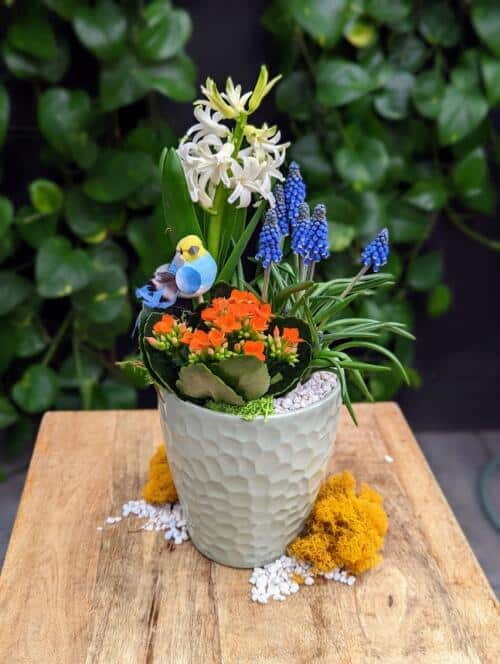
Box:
384, 454, 394, 463
273, 372, 337, 415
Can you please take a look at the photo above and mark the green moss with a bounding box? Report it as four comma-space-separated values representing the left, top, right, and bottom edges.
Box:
206, 396, 275, 421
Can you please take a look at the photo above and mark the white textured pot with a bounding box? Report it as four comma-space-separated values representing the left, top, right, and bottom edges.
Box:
158, 382, 342, 568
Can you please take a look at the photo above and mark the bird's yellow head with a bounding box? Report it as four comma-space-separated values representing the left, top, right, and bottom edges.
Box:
176, 235, 207, 262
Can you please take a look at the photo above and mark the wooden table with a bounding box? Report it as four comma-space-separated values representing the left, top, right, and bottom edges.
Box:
1, 405, 498, 663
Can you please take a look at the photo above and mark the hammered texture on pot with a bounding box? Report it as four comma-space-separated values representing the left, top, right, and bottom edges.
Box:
159, 383, 342, 568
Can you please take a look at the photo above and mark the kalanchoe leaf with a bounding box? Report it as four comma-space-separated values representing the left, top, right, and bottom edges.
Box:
284, 161, 306, 231
212, 356, 270, 401
176, 363, 244, 405
360, 228, 390, 272
255, 209, 283, 268
266, 316, 313, 397
273, 183, 288, 236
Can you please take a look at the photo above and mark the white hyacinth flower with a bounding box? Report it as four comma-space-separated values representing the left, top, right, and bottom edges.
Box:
244, 123, 290, 164
185, 103, 230, 143
228, 156, 275, 209
221, 77, 252, 116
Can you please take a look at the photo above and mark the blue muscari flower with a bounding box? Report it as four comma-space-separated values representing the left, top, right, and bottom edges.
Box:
273, 183, 288, 236
255, 209, 283, 269
291, 202, 310, 256
360, 228, 390, 272
303, 203, 330, 265
284, 161, 306, 231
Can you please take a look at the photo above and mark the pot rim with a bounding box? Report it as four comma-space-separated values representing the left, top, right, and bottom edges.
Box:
159, 373, 341, 423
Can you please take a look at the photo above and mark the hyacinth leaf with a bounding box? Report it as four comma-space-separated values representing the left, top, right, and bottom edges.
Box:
176, 363, 244, 406
212, 356, 271, 401
139, 310, 179, 390
217, 201, 265, 284
159, 147, 203, 245
266, 316, 313, 397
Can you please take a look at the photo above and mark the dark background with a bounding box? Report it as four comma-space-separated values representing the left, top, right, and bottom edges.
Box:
2, 0, 499, 431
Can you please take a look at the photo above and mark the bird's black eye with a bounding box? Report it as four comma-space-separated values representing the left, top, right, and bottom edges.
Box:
189, 246, 199, 255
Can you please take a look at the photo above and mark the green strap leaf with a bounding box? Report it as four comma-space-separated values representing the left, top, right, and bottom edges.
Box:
217, 201, 265, 283
160, 147, 203, 247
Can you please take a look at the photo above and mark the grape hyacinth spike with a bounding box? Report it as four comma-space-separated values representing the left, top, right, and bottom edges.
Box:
273, 183, 288, 237
291, 202, 310, 257
360, 228, 390, 272
255, 209, 283, 302
284, 161, 306, 232
304, 203, 330, 266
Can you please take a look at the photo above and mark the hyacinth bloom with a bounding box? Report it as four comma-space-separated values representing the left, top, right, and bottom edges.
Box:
360, 228, 390, 272
284, 161, 306, 231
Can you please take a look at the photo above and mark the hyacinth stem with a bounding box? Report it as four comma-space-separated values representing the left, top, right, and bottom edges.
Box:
207, 185, 227, 260
341, 264, 369, 299
262, 266, 271, 302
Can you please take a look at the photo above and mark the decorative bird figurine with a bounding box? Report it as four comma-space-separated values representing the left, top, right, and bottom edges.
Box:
137, 235, 217, 311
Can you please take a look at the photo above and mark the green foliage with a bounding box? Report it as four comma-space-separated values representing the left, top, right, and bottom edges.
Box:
0, 0, 197, 458
265, 0, 500, 398
176, 363, 245, 406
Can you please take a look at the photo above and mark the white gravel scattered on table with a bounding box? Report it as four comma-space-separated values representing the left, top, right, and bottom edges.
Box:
249, 555, 356, 604
273, 371, 337, 414
102, 499, 189, 545
384, 454, 394, 463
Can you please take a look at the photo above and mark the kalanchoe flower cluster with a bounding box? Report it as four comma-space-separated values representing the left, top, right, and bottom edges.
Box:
284, 161, 306, 231
267, 326, 303, 366
303, 204, 330, 266
255, 209, 283, 269
360, 228, 390, 272
147, 315, 190, 352
273, 183, 288, 236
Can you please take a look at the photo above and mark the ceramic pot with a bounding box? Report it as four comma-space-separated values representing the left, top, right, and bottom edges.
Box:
158, 382, 342, 568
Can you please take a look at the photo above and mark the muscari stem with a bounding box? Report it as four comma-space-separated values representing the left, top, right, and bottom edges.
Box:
262, 266, 271, 302
341, 264, 369, 299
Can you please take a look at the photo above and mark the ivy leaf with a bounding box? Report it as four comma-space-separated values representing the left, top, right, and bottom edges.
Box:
275, 71, 312, 121
2, 39, 69, 84
59, 352, 103, 389
38, 88, 97, 169
289, 133, 333, 187
404, 178, 449, 212
452, 147, 495, 214
387, 201, 431, 243
12, 364, 59, 413
388, 34, 427, 72
418, 2, 461, 47
365, 0, 411, 23
335, 135, 389, 190
289, 0, 349, 48
92, 379, 137, 409
7, 6, 58, 61
65, 188, 124, 242
36, 236, 93, 298
328, 222, 356, 252
29, 179, 63, 214
133, 1, 192, 61
480, 53, 500, 105
0, 397, 18, 429
127, 207, 172, 279
15, 206, 58, 249
412, 69, 445, 119
472, 0, 500, 58
100, 51, 195, 111
0, 84, 10, 149
427, 283, 452, 318
13, 314, 49, 359
438, 86, 488, 146
344, 18, 376, 49
72, 264, 128, 324
0, 271, 32, 316
316, 59, 372, 106
407, 252, 443, 291
374, 71, 414, 120
73, 0, 127, 61
0, 323, 18, 373
43, 0, 80, 20
0, 196, 13, 236
83, 149, 153, 203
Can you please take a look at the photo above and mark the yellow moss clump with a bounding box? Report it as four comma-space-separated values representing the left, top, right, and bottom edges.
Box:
142, 445, 178, 505
288, 471, 388, 575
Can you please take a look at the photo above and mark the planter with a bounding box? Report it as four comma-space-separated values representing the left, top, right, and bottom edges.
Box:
158, 382, 342, 568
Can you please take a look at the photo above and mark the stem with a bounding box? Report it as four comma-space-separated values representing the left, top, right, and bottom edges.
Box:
42, 311, 72, 367
73, 331, 92, 410
447, 208, 500, 251
207, 185, 227, 260
262, 266, 271, 302
341, 264, 369, 299
306, 263, 316, 282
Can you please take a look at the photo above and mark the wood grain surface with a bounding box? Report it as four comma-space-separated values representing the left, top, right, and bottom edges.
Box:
0, 405, 498, 663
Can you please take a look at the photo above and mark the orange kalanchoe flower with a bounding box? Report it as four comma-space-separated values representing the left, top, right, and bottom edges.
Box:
153, 314, 176, 335
201, 289, 273, 337
186, 329, 211, 352
242, 340, 266, 361
282, 327, 303, 345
